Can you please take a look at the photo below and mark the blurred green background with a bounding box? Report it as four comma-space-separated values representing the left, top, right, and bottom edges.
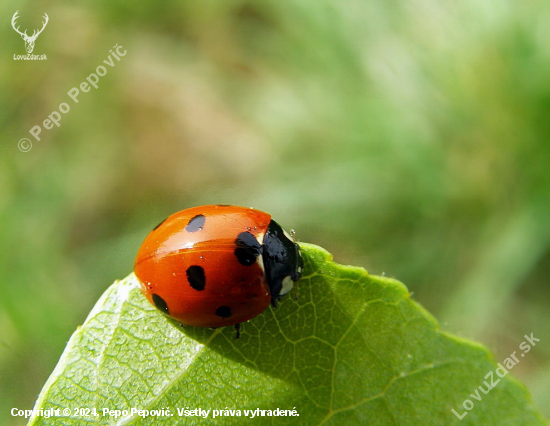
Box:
1, 0, 549, 424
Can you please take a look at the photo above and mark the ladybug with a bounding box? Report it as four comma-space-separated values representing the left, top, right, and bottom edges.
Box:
134, 205, 303, 337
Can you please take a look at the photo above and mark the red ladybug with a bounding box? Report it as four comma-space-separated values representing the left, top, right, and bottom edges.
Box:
134, 205, 303, 336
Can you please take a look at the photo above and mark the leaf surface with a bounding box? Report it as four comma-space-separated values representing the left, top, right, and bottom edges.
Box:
28, 243, 548, 425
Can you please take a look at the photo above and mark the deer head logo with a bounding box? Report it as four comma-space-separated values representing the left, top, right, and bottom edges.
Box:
11, 11, 49, 54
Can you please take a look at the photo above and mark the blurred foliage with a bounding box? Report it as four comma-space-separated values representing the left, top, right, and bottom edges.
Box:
1, 0, 549, 424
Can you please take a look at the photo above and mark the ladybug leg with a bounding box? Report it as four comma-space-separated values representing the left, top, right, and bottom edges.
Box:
234, 323, 241, 339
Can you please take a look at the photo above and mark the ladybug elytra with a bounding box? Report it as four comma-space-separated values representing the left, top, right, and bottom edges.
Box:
134, 205, 303, 335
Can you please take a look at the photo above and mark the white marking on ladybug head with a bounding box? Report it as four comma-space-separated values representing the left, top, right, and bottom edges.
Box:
256, 252, 265, 273
280, 275, 294, 295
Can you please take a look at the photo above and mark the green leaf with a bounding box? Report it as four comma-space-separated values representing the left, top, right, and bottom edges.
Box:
28, 243, 547, 425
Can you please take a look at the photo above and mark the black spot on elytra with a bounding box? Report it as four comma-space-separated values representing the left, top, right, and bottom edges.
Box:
187, 265, 206, 291
215, 306, 232, 318
234, 231, 262, 266
152, 294, 169, 314
185, 214, 205, 232
152, 217, 168, 231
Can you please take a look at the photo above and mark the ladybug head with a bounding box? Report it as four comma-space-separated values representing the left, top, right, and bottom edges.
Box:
262, 220, 304, 306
